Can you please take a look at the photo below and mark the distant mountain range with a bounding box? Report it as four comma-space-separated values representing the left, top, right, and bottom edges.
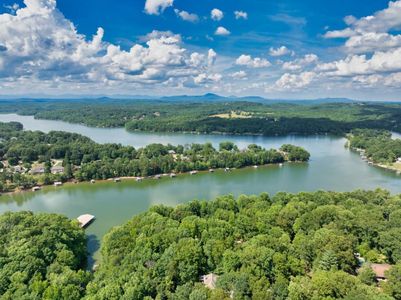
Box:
0, 93, 398, 104
160, 93, 357, 104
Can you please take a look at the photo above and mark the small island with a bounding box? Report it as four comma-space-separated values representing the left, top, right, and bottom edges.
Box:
0, 121, 310, 193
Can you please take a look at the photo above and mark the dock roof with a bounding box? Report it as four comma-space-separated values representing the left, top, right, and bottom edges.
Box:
77, 214, 95, 228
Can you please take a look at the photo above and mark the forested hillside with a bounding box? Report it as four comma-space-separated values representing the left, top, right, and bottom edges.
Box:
1, 99, 400, 135
86, 190, 401, 300
1, 190, 401, 299
0, 212, 90, 299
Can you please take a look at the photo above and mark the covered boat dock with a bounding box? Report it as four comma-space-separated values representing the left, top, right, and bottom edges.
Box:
77, 214, 95, 228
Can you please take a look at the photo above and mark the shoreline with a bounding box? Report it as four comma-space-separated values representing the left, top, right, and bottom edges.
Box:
349, 146, 401, 175
1, 162, 300, 196
375, 162, 401, 173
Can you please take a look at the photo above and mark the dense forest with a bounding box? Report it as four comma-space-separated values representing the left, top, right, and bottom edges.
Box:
0, 211, 90, 299
1, 99, 401, 135
348, 129, 401, 164
2, 190, 401, 299
86, 189, 401, 300
0, 122, 309, 192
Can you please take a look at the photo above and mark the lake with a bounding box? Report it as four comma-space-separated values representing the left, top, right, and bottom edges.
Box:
0, 114, 400, 265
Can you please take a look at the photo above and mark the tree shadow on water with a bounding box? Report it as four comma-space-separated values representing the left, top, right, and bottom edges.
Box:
86, 234, 100, 271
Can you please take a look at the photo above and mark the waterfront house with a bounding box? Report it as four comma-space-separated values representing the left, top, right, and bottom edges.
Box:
31, 166, 45, 175
370, 263, 392, 281
51, 165, 64, 174
13, 165, 23, 173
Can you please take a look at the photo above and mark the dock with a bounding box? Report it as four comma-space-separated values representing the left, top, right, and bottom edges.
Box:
32, 186, 41, 192
77, 214, 95, 228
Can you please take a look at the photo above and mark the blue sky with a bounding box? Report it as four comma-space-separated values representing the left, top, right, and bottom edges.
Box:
0, 0, 401, 100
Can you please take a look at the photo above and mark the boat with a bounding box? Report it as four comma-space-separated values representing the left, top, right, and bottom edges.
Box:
209, 169, 214, 173
190, 170, 198, 175
53, 181, 62, 187
170, 173, 176, 178
32, 186, 41, 192
114, 178, 121, 182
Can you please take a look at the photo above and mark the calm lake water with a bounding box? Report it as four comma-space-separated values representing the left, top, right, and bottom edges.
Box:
0, 114, 400, 265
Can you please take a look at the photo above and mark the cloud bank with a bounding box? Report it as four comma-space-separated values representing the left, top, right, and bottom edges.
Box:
0, 0, 217, 93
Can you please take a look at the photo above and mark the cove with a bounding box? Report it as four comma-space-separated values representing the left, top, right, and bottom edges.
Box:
0, 113, 400, 266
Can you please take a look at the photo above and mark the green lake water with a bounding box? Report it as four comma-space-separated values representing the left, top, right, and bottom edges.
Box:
0, 114, 400, 265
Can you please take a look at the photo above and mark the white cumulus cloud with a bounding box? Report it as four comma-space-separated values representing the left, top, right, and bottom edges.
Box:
235, 55, 271, 68
207, 49, 217, 67
215, 26, 230, 36
324, 0, 401, 53
269, 46, 292, 57
211, 8, 224, 21
282, 54, 318, 71
174, 9, 199, 22
0, 0, 216, 91
194, 73, 222, 84
316, 47, 401, 76
144, 0, 173, 15
275, 72, 316, 89
234, 11, 247, 20
231, 71, 247, 79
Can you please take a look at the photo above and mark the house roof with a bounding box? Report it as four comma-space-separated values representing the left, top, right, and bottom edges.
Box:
32, 166, 44, 170
371, 263, 391, 278
51, 165, 64, 170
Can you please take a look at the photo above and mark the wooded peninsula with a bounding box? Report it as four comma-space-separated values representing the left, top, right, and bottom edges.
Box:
0, 121, 309, 193
348, 129, 401, 172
